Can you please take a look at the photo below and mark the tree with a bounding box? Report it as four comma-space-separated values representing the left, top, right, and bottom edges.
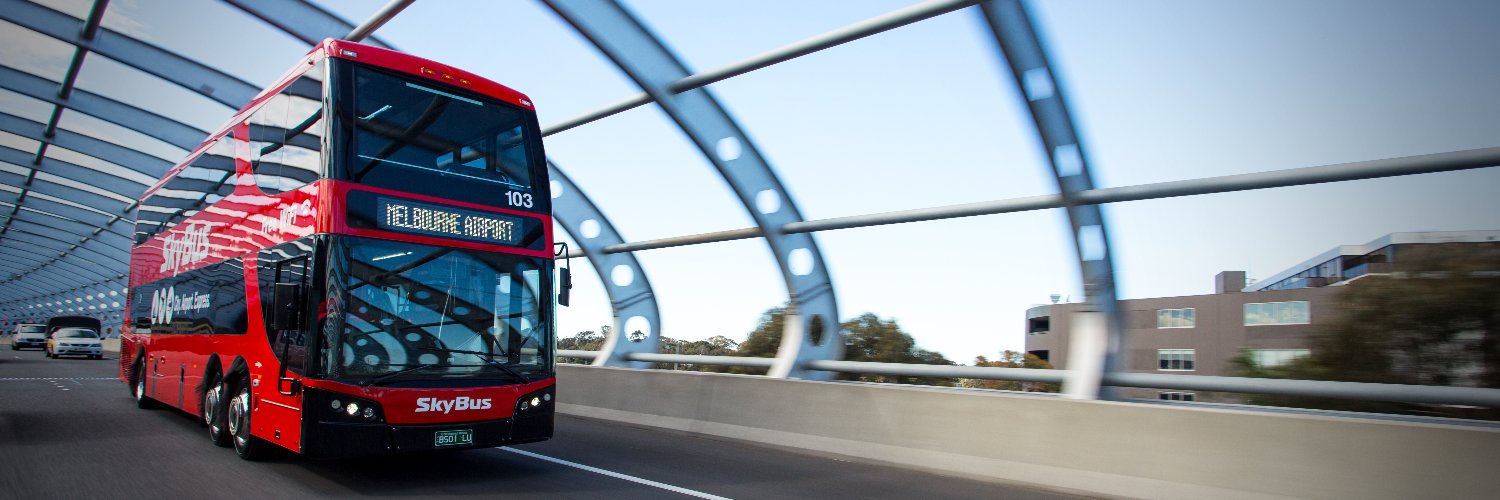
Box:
655, 335, 741, 371
1236, 244, 1500, 419
715, 306, 956, 385
556, 327, 606, 364
961, 351, 1059, 393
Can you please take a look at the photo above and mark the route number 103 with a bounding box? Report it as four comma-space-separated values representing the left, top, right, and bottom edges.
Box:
505, 191, 534, 208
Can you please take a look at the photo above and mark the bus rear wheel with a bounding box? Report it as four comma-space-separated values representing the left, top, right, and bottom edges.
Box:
227, 380, 270, 460
204, 375, 230, 447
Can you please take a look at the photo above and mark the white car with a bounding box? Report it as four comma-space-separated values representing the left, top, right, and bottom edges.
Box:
46, 328, 104, 359
11, 324, 46, 350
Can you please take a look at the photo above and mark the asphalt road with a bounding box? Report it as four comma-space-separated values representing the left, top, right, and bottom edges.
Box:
0, 341, 1081, 499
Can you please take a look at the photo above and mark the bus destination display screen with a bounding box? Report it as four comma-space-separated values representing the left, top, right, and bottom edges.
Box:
346, 191, 544, 250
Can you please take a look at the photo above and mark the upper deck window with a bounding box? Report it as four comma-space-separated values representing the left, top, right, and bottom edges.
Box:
347, 66, 535, 192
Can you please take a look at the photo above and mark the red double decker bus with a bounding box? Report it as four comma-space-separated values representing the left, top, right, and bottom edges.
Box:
121, 39, 562, 460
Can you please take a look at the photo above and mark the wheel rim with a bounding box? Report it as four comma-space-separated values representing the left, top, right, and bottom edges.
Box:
228, 388, 250, 448
204, 384, 221, 429
135, 371, 145, 401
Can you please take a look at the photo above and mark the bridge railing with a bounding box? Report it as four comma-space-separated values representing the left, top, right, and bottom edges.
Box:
560, 349, 1500, 408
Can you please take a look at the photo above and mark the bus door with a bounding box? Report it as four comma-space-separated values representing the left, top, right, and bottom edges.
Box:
259, 247, 313, 450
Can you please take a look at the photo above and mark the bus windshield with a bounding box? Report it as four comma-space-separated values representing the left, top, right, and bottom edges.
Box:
333, 237, 550, 383
346, 65, 537, 196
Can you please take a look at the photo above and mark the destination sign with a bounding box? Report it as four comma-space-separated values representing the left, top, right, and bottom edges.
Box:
346, 191, 543, 249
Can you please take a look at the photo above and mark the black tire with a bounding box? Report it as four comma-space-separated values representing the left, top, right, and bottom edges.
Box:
132, 361, 156, 409
228, 379, 271, 460
204, 374, 230, 447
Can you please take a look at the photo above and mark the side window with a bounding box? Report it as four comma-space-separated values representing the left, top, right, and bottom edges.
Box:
249, 59, 325, 195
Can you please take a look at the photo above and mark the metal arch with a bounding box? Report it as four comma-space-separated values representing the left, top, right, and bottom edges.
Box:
977, 0, 1124, 398
0, 1, 258, 109
0, 264, 108, 298
0, 112, 173, 180
545, 0, 842, 379
0, 167, 136, 218
2, 217, 132, 262
548, 161, 661, 368
224, 0, 394, 48
234, 0, 667, 367
4, 277, 126, 304
8, 213, 135, 250
0, 231, 124, 279
0, 190, 129, 234
3, 205, 135, 244
0, 65, 207, 150
8, 280, 127, 314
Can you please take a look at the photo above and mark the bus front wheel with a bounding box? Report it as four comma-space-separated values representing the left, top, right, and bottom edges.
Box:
132, 361, 155, 409
227, 380, 271, 460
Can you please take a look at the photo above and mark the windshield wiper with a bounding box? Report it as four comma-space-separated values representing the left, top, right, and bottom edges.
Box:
363, 363, 438, 386
415, 347, 529, 383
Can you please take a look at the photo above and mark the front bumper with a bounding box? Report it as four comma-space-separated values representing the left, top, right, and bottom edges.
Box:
14, 339, 45, 348
299, 387, 553, 459
51, 345, 102, 356
302, 413, 553, 458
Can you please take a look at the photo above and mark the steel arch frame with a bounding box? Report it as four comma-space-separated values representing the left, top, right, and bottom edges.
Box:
546, 0, 842, 379
976, 0, 1124, 398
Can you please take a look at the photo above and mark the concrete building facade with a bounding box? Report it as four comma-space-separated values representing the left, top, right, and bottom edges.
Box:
1024, 230, 1500, 401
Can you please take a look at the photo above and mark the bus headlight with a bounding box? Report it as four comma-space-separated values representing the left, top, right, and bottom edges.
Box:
311, 389, 383, 423
515, 387, 555, 414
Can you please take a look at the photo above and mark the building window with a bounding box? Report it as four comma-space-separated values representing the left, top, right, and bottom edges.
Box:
1158, 349, 1195, 371
1157, 308, 1195, 328
1158, 392, 1196, 402
1249, 349, 1311, 368
1244, 301, 1310, 326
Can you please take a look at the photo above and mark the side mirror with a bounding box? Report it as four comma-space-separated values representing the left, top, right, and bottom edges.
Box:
558, 267, 572, 307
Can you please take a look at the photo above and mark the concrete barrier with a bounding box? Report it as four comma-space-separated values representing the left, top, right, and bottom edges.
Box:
557, 364, 1499, 499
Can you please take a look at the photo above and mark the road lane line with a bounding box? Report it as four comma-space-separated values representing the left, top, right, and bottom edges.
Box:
500, 448, 732, 500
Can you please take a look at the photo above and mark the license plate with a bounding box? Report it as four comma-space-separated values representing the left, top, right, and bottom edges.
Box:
434, 429, 473, 447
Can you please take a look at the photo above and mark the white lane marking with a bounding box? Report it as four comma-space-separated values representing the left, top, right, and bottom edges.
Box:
501, 448, 732, 500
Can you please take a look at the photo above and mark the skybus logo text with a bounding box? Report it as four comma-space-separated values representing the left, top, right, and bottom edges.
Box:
159, 223, 211, 275
415, 396, 492, 414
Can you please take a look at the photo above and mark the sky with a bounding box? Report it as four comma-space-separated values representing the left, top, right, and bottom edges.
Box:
2, 0, 1498, 364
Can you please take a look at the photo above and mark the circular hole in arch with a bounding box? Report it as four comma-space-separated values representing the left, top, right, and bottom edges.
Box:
453, 306, 470, 316
550, 180, 563, 199
111, 302, 120, 308
579, 219, 601, 239
415, 290, 431, 300
358, 306, 368, 314
755, 189, 781, 214
342, 346, 354, 365
363, 354, 380, 365
788, 248, 815, 276
622, 316, 651, 343
357, 338, 369, 347
405, 333, 422, 342
417, 354, 439, 365
716, 137, 743, 161
611, 265, 635, 287
379, 318, 394, 326
808, 314, 827, 346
